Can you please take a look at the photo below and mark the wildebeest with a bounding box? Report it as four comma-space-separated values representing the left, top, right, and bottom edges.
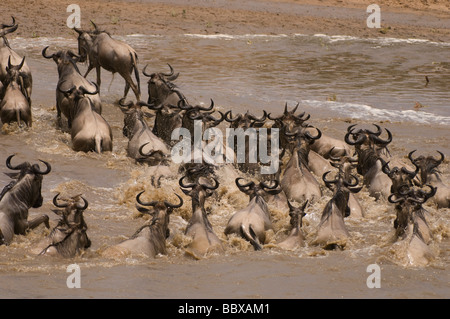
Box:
280, 126, 323, 203
0, 155, 51, 245
58, 83, 113, 153
409, 150, 449, 208
313, 170, 362, 249
380, 150, 419, 195
0, 17, 32, 103
277, 200, 308, 250
179, 175, 223, 259
0, 57, 32, 127
387, 185, 436, 266
119, 99, 170, 164
224, 178, 282, 250
345, 124, 393, 200
74, 21, 140, 101
103, 190, 183, 258
38, 193, 91, 258
42, 46, 102, 128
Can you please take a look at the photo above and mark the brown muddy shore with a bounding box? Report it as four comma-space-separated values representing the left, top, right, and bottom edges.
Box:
2, 0, 450, 42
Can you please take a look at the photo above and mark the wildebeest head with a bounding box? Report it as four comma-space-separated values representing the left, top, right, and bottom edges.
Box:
408, 150, 445, 185
42, 46, 82, 73
3, 155, 51, 208
119, 99, 154, 139
179, 175, 219, 210
235, 177, 282, 201
380, 151, 419, 194
57, 82, 99, 110
135, 190, 183, 237
268, 102, 310, 130
225, 109, 267, 130
287, 200, 308, 230
181, 99, 224, 135
142, 63, 182, 105
3, 56, 25, 87
283, 125, 322, 165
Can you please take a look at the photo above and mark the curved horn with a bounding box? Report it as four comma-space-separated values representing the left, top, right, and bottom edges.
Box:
142, 64, 154, 77
33, 160, 52, 175
322, 171, 339, 185
42, 46, 55, 59
6, 154, 26, 170
372, 128, 392, 145
408, 149, 418, 165
225, 110, 241, 123
235, 177, 255, 189
76, 196, 89, 210
57, 84, 76, 95
304, 127, 322, 141
53, 193, 69, 208
197, 99, 214, 111
17, 56, 25, 70
344, 174, 359, 188
365, 124, 382, 136
201, 177, 219, 190
260, 180, 279, 190
417, 184, 437, 203
136, 190, 158, 206
380, 158, 391, 175
118, 97, 134, 108
90, 20, 99, 31
249, 110, 267, 122
73, 27, 84, 35
7, 56, 12, 70
1, 16, 16, 28
345, 131, 366, 146
432, 151, 445, 167
162, 63, 174, 77
164, 194, 183, 209
179, 176, 196, 189
388, 194, 404, 204
80, 82, 99, 95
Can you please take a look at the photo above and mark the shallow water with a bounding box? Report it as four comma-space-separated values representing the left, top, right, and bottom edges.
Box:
0, 33, 449, 299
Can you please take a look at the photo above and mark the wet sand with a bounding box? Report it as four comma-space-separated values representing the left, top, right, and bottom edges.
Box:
2, 0, 450, 42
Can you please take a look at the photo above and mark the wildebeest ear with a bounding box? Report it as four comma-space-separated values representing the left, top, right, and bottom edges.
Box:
135, 205, 152, 215
4, 172, 20, 179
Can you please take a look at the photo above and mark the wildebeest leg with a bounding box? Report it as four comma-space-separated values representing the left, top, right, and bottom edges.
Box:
84, 64, 95, 78
96, 66, 102, 93
121, 71, 140, 101
24, 214, 50, 233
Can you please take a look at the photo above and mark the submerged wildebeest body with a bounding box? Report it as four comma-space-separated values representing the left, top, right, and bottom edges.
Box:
179, 176, 224, 259
103, 191, 183, 258
388, 185, 436, 265
313, 169, 362, 249
277, 200, 308, 250
280, 126, 323, 204
0, 17, 32, 103
74, 21, 140, 101
38, 193, 91, 258
58, 84, 113, 153
0, 155, 51, 245
224, 178, 282, 250
120, 99, 170, 165
0, 57, 32, 127
42, 46, 102, 128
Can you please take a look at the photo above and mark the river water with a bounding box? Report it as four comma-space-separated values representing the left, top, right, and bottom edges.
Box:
0, 33, 449, 299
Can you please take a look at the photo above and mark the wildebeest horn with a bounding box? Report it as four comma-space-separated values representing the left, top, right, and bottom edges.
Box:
73, 27, 84, 35
416, 184, 437, 203
371, 128, 392, 145
90, 20, 99, 31
197, 99, 214, 111
142, 64, 154, 77
164, 194, 183, 209
1, 16, 16, 28
42, 46, 55, 59
179, 176, 196, 189
200, 177, 219, 190
260, 180, 279, 190
235, 177, 255, 189
322, 171, 339, 186
32, 160, 52, 175
344, 174, 360, 188
76, 196, 89, 210
136, 190, 158, 206
206, 111, 225, 125
388, 194, 404, 204
267, 112, 282, 121
365, 124, 382, 136
345, 131, 366, 145
6, 154, 27, 170
162, 63, 174, 77
225, 110, 241, 122
119, 97, 134, 108
304, 127, 322, 140
249, 110, 267, 122
380, 158, 391, 175
80, 82, 99, 95
53, 193, 69, 208
57, 85, 76, 95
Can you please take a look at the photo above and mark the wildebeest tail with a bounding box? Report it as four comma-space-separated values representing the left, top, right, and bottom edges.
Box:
240, 224, 262, 251
131, 52, 140, 96
16, 109, 22, 128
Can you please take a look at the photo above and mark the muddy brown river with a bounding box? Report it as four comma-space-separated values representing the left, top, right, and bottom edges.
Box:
0, 33, 449, 299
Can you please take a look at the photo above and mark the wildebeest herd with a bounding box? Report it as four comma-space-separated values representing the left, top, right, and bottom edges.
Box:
0, 18, 448, 266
